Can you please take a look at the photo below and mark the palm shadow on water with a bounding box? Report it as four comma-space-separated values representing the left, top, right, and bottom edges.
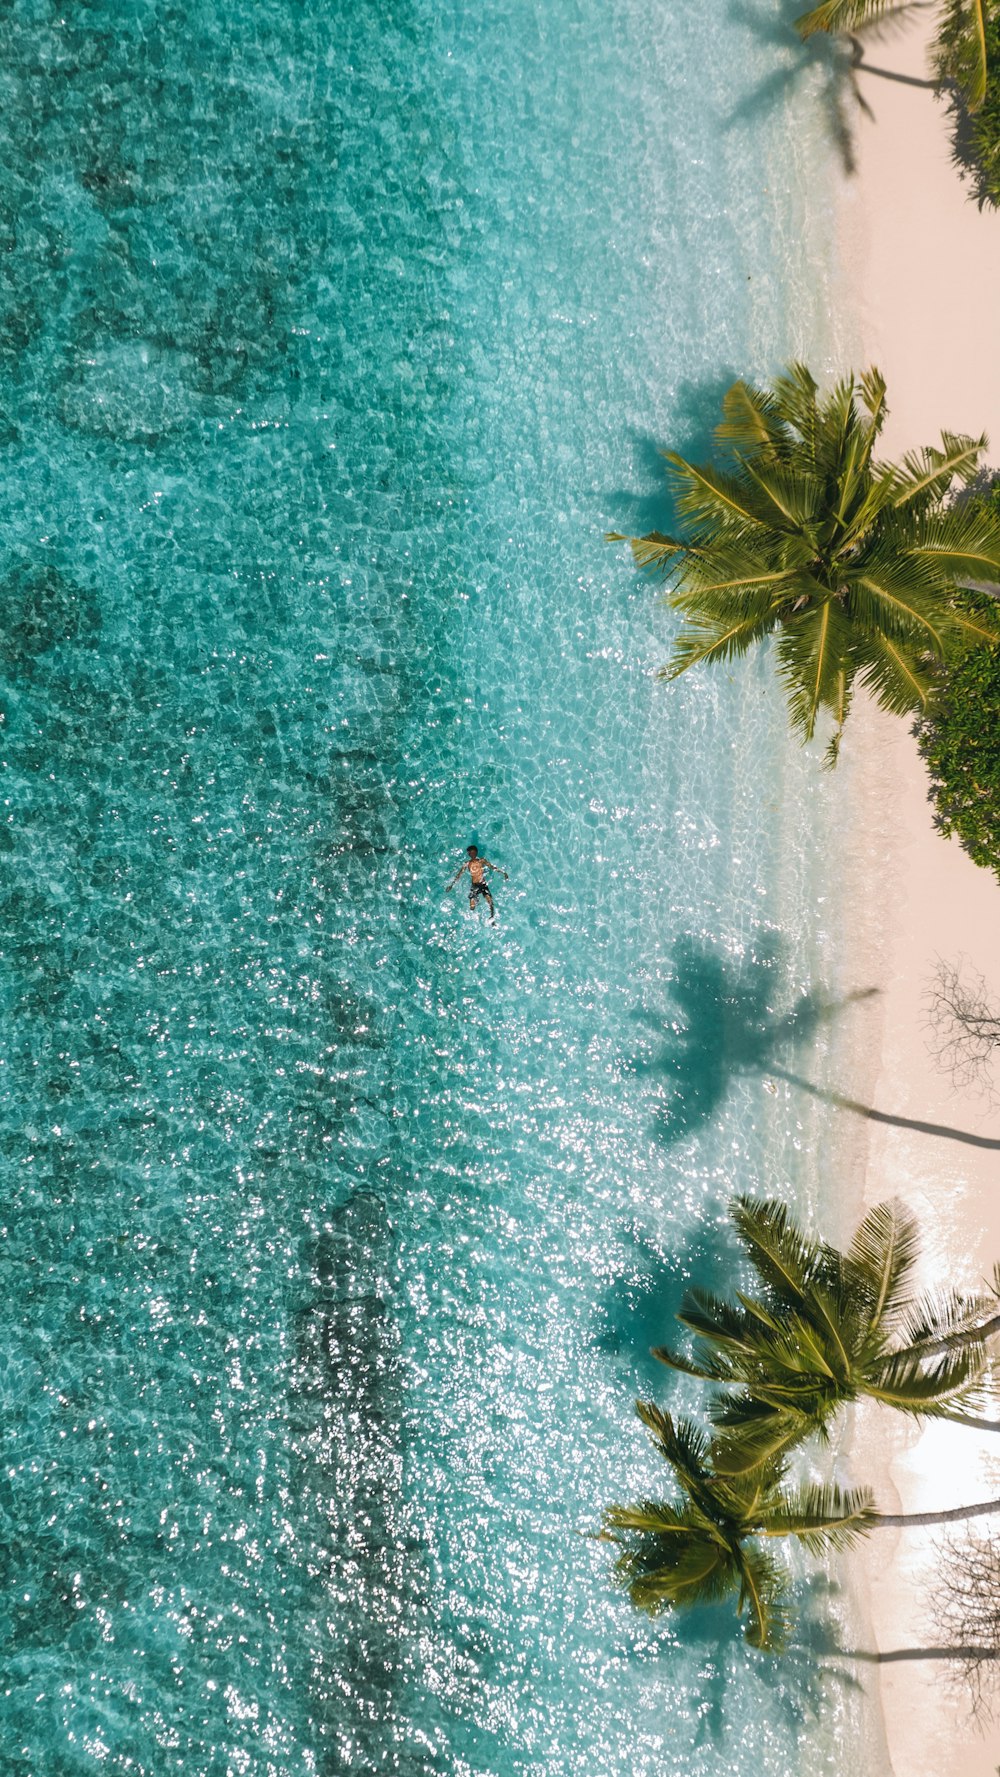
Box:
602, 930, 976, 1733
601, 934, 873, 1388
596, 935, 851, 1393
603, 376, 744, 542
636, 935, 1000, 1152
595, 1209, 746, 1391
632, 932, 867, 1146
614, 1574, 863, 1744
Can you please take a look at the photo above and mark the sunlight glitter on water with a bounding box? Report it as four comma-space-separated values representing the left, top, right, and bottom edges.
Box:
0, 1, 860, 1773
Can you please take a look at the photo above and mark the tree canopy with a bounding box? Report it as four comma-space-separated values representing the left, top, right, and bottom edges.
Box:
919, 586, 1000, 880
604, 1402, 875, 1649
610, 364, 1000, 762
654, 1196, 993, 1471
795, 0, 991, 112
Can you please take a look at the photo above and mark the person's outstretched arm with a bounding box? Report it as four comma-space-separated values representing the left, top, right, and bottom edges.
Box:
484, 859, 509, 880
445, 862, 468, 892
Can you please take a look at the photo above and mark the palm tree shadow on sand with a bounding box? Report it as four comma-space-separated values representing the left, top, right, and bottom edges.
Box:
635, 935, 1000, 1151
724, 0, 938, 176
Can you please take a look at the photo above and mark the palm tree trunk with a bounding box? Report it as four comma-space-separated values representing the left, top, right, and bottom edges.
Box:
770, 1067, 1000, 1151
876, 1497, 1000, 1528
845, 1645, 1000, 1663
935, 1407, 1000, 1433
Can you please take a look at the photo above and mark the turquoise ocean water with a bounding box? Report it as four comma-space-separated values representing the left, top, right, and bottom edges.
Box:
0, 2, 863, 1773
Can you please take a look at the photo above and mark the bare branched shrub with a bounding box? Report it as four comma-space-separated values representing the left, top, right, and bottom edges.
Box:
925, 957, 1000, 1103
934, 1528, 1000, 1725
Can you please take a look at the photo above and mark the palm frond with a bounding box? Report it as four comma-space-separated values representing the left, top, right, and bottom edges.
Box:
710, 1412, 815, 1476
948, 601, 1000, 646
969, 0, 989, 110
651, 1538, 732, 1595
858, 365, 889, 431
934, 0, 990, 110
847, 1198, 920, 1333
603, 1499, 696, 1537
886, 432, 987, 511
651, 1341, 731, 1383
735, 1544, 791, 1651
606, 530, 686, 573
904, 507, 1000, 589
844, 552, 953, 653
668, 537, 813, 605
677, 1287, 761, 1349
824, 664, 853, 765
794, 0, 904, 36
709, 1349, 835, 1406
851, 630, 937, 719
770, 362, 821, 458
828, 368, 889, 533
829, 468, 897, 556
715, 378, 787, 459
635, 1402, 712, 1493
740, 458, 824, 532
763, 1480, 877, 1551
621, 1535, 734, 1617
661, 609, 779, 681
762, 1305, 847, 1381
816, 373, 863, 484
674, 564, 804, 600
718, 1293, 847, 1386
732, 1291, 792, 1339
901, 1286, 995, 1352
664, 455, 771, 534
730, 1195, 827, 1303
775, 595, 856, 742
867, 1344, 987, 1411
734, 1197, 860, 1381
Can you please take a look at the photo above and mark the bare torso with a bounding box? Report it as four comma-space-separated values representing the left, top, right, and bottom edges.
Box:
446, 851, 508, 920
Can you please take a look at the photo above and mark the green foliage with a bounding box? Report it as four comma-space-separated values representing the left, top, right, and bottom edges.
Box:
654, 1195, 992, 1472
796, 0, 907, 39
796, 0, 992, 113
952, 6, 1000, 203
918, 556, 1000, 878
603, 1402, 876, 1649
792, 2, 1000, 203
610, 365, 1000, 763
935, 0, 992, 111
606, 1200, 1000, 1643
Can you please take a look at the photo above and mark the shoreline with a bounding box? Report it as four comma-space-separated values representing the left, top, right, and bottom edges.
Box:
834, 17, 1000, 1774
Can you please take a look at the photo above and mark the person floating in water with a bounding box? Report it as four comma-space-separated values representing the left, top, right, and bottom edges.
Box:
445, 845, 508, 921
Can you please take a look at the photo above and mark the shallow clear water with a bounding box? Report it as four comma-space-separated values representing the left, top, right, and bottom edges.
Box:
0, 1, 861, 1773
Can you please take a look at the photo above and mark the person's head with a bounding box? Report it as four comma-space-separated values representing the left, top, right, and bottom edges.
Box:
467, 844, 478, 859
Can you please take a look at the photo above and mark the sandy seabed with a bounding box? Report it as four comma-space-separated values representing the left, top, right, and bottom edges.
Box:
829, 13, 1000, 1773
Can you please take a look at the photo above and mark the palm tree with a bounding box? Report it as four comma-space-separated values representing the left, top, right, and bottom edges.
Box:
606, 1401, 1000, 1647
654, 1196, 995, 1473
936, 0, 994, 109
609, 365, 1000, 761
603, 1403, 875, 1648
794, 2, 991, 113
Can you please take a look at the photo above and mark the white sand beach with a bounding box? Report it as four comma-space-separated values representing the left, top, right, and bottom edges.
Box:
834, 15, 1000, 1772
